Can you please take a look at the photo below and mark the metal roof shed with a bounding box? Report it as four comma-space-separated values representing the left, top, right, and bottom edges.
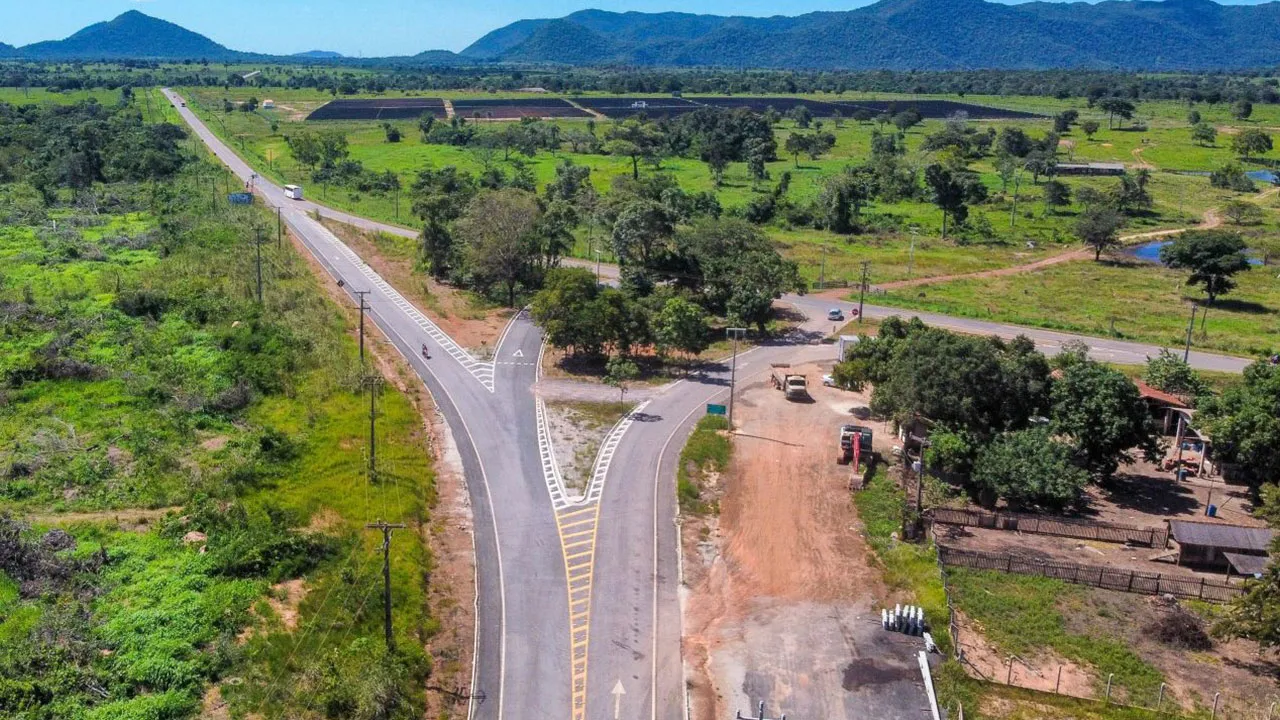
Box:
1168, 520, 1273, 568
1224, 552, 1270, 579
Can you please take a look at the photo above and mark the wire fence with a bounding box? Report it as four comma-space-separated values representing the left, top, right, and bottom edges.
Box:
930, 507, 1170, 548
933, 537, 1275, 719
937, 545, 1243, 602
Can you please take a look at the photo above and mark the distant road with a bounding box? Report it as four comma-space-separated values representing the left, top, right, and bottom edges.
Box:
788, 295, 1252, 373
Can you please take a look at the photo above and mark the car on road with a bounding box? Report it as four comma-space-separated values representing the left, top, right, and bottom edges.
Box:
823, 374, 835, 387
827, 308, 845, 321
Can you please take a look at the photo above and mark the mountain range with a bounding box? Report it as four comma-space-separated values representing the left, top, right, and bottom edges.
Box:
460, 0, 1280, 70
5, 2, 1280, 70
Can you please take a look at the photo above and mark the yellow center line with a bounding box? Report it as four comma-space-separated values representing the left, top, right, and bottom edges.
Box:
555, 503, 600, 720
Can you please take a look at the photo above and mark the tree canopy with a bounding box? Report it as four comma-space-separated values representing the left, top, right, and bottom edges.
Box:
1159, 230, 1253, 304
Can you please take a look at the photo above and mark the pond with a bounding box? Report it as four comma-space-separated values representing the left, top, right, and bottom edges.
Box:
1247, 169, 1279, 184
1131, 239, 1265, 266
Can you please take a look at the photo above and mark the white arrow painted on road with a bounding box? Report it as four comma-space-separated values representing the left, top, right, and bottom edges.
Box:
611, 679, 626, 719
512, 349, 524, 358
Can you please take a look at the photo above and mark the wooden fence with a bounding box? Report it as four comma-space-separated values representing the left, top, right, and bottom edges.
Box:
930, 507, 1169, 548
936, 545, 1243, 602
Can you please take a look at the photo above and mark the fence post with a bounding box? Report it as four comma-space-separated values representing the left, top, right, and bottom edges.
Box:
1006, 555, 1014, 572
1055, 666, 1062, 695
1105, 673, 1114, 704
1157, 683, 1165, 711
1006, 656, 1014, 685
1127, 571, 1135, 592
1199, 577, 1206, 600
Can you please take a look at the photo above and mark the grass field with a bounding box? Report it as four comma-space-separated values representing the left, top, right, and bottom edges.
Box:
878, 255, 1280, 356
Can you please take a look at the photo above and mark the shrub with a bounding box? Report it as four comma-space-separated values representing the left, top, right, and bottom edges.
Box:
1146, 607, 1212, 650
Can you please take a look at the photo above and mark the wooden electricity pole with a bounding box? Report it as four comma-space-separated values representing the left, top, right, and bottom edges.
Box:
365, 520, 406, 651
254, 228, 264, 305
362, 374, 383, 481
857, 260, 871, 324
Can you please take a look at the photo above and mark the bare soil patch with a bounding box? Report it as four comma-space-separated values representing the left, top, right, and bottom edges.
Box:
319, 219, 511, 353
682, 363, 929, 719
541, 400, 632, 494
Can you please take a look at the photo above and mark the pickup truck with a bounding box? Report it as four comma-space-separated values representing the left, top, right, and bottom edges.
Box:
770, 363, 809, 401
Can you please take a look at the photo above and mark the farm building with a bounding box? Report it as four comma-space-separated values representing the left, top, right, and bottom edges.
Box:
1167, 519, 1272, 569
1055, 162, 1126, 176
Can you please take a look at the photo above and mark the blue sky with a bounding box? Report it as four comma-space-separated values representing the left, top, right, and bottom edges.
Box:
0, 0, 1271, 55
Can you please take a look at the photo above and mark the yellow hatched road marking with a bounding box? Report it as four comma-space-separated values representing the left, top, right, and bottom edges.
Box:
555, 504, 600, 720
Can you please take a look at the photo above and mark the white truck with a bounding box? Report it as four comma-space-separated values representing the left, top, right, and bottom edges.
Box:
770, 363, 809, 401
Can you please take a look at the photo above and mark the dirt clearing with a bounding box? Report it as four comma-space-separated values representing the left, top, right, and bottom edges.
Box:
682, 362, 931, 720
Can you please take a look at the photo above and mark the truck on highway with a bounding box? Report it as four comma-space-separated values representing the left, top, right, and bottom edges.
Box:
283, 184, 304, 200
770, 363, 809, 401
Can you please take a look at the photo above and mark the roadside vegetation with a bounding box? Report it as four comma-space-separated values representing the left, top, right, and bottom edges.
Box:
676, 414, 731, 514
0, 91, 444, 720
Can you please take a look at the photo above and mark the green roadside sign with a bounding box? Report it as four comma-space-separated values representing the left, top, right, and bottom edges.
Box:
706, 404, 727, 416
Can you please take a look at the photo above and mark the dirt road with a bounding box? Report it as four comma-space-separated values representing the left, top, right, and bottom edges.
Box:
682, 363, 930, 720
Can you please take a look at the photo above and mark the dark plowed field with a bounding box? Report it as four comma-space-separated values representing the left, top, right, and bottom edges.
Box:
691, 96, 847, 116
451, 98, 590, 119
576, 97, 703, 118
307, 98, 447, 121
830, 99, 1042, 120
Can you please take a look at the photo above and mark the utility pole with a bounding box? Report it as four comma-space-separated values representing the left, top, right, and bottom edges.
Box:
907, 227, 919, 277
353, 291, 371, 365
726, 328, 747, 428
276, 207, 282, 249
1184, 303, 1198, 362
736, 701, 787, 720
819, 244, 827, 290
857, 261, 870, 324
365, 520, 406, 651
254, 228, 264, 305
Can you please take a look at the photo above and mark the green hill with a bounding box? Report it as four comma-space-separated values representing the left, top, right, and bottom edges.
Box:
17, 10, 238, 60
461, 0, 1280, 70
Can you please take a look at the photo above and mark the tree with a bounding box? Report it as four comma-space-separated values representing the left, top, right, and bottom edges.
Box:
1233, 99, 1254, 121
972, 428, 1090, 510
1081, 120, 1100, 139
1042, 179, 1071, 215
1050, 360, 1161, 481
924, 164, 969, 239
743, 136, 771, 183
1097, 97, 1136, 129
382, 123, 401, 143
1210, 162, 1257, 192
1232, 128, 1273, 159
654, 297, 710, 361
611, 200, 673, 280
1221, 199, 1264, 225
784, 133, 810, 168
455, 189, 542, 307
604, 118, 661, 180
1075, 205, 1124, 260
412, 166, 477, 278
892, 109, 922, 133
1191, 122, 1217, 147
285, 131, 323, 170
530, 267, 606, 356
1187, 109, 1202, 126
1144, 348, 1208, 402
1159, 230, 1253, 305
604, 355, 640, 403
819, 167, 874, 234
788, 105, 813, 129
418, 112, 436, 140
837, 323, 1051, 436
1199, 360, 1280, 489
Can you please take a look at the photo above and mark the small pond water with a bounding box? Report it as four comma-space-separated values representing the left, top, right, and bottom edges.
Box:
1131, 239, 1264, 266
1247, 169, 1279, 184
